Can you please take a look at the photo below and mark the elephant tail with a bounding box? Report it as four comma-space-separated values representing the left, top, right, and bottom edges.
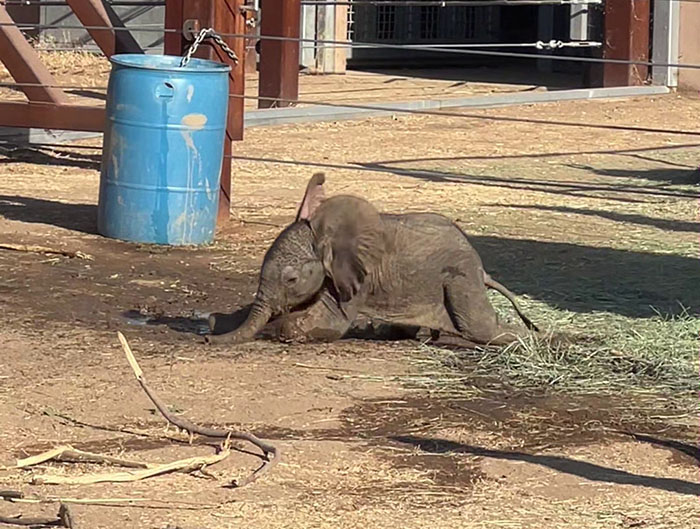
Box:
483, 272, 539, 332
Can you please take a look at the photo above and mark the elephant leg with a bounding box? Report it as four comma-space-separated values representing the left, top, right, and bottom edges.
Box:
278, 289, 362, 343
443, 270, 529, 347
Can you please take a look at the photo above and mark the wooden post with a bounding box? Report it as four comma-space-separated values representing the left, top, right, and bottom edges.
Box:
316, 4, 348, 74
163, 0, 246, 224
603, 0, 651, 86
66, 0, 142, 57
334, 5, 348, 74
258, 0, 301, 108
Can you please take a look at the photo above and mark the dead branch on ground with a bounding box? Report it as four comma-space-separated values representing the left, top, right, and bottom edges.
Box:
118, 332, 280, 487
0, 503, 73, 528
0, 244, 93, 261
15, 446, 150, 470
10, 445, 231, 486
30, 450, 230, 486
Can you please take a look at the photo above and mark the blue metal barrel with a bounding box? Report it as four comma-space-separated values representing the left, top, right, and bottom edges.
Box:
97, 54, 231, 245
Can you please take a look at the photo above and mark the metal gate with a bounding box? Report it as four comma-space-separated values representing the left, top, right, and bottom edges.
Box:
347, 4, 500, 65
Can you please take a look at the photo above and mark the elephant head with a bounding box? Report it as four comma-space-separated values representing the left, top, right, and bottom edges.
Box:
209, 173, 385, 343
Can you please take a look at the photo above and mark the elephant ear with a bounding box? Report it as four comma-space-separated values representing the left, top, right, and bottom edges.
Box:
311, 195, 386, 302
295, 172, 326, 222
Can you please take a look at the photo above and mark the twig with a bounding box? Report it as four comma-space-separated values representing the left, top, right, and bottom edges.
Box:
117, 332, 280, 487
10, 498, 227, 511
31, 450, 230, 485
0, 244, 93, 261
15, 446, 150, 470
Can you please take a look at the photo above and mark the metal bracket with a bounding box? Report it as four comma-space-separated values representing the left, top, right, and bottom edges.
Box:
183, 19, 201, 41
240, 5, 260, 28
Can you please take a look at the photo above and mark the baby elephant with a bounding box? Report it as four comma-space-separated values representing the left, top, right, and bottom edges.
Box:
208, 173, 539, 347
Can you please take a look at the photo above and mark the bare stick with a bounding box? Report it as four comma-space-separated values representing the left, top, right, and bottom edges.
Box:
15, 446, 150, 470
0, 243, 93, 261
117, 332, 280, 487
32, 450, 230, 485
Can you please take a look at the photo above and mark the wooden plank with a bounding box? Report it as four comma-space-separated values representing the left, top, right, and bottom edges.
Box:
651, 0, 680, 87
333, 5, 348, 74
0, 102, 105, 131
258, 0, 301, 108
0, 5, 68, 104
66, 0, 142, 57
603, 0, 651, 86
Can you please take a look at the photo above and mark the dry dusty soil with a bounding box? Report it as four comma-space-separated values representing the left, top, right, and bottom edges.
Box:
0, 90, 699, 528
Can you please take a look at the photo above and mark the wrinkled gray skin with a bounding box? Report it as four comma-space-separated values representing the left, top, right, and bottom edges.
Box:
208, 173, 538, 347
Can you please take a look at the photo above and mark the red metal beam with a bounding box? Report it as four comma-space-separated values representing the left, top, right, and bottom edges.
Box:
0, 5, 68, 104
258, 0, 301, 108
65, 0, 142, 57
0, 102, 105, 131
603, 0, 651, 86
164, 0, 185, 55
164, 0, 246, 223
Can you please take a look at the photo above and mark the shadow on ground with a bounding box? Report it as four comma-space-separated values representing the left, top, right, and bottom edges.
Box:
1, 196, 698, 318
471, 235, 699, 317
0, 145, 101, 171
392, 435, 700, 496
486, 204, 700, 234
0, 195, 97, 234
566, 163, 700, 186
354, 163, 700, 202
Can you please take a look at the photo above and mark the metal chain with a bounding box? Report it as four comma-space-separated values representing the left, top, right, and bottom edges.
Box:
180, 28, 239, 68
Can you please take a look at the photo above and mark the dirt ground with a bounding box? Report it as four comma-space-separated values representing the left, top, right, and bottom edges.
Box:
0, 91, 699, 528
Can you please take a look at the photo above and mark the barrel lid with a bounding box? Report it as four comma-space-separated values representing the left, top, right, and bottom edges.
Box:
110, 54, 232, 73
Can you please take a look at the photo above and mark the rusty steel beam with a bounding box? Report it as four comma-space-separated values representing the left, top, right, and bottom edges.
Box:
0, 102, 105, 131
66, 0, 142, 57
164, 0, 246, 223
0, 5, 68, 104
603, 0, 651, 86
258, 0, 301, 108
164, 0, 185, 54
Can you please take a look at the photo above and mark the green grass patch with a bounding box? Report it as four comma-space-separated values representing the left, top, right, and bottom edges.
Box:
417, 300, 699, 412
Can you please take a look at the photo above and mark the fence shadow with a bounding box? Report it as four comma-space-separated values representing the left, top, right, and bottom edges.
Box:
0, 145, 101, 171
392, 435, 700, 496
566, 163, 700, 186
486, 204, 700, 234
355, 163, 699, 202
1, 195, 697, 318
0, 195, 97, 234
470, 234, 699, 317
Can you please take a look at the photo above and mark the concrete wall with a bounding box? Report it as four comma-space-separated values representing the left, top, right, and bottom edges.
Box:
678, 4, 700, 91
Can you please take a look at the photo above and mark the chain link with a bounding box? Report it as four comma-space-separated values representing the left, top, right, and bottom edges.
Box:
180, 28, 239, 68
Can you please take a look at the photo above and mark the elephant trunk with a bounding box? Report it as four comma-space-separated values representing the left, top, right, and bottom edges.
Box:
208, 298, 273, 344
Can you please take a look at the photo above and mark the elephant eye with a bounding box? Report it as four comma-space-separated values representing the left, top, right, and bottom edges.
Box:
281, 265, 300, 285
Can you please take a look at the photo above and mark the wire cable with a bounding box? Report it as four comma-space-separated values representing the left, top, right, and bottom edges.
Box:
0, 20, 695, 70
